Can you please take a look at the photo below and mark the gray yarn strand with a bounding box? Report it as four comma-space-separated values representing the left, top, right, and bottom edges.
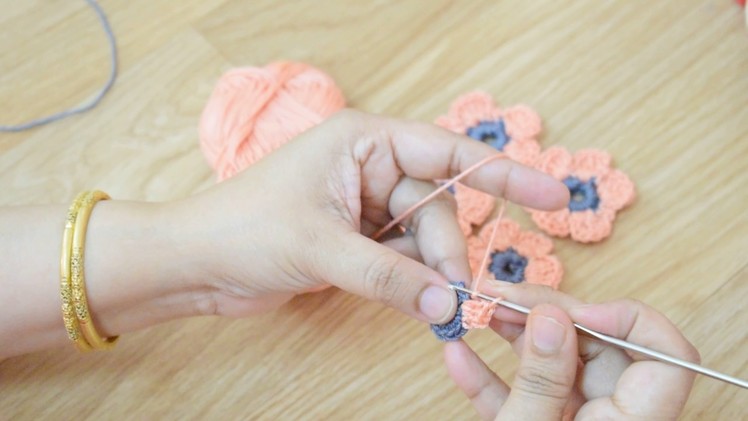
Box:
0, 0, 117, 132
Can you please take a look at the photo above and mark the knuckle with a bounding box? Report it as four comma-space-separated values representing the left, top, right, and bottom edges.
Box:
363, 254, 404, 306
433, 252, 464, 277
513, 365, 572, 402
327, 108, 366, 134
409, 203, 434, 233
433, 189, 459, 215
618, 298, 644, 309
578, 345, 606, 363
411, 197, 455, 233
685, 344, 701, 365
623, 298, 641, 306
443, 190, 458, 213
329, 107, 359, 122
609, 298, 701, 364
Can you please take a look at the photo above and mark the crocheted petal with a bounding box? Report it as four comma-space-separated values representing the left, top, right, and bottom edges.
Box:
467, 236, 486, 276
514, 231, 554, 259
458, 216, 473, 237
455, 183, 496, 226
479, 218, 521, 250
503, 137, 542, 166
569, 209, 615, 243
535, 146, 573, 180
598, 169, 637, 211
503, 105, 542, 139
530, 208, 571, 238
572, 149, 612, 180
446, 92, 501, 130
524, 255, 563, 289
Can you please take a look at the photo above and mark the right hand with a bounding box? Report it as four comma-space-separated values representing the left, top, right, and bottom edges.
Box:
444, 283, 700, 420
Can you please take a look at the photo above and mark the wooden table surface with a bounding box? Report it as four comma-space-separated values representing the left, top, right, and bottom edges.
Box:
1, 1, 747, 419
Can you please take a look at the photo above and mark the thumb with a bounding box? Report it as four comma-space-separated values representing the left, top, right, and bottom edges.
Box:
319, 232, 458, 324
498, 304, 578, 420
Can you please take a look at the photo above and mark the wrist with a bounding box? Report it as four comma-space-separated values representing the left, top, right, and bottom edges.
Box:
84, 199, 217, 337
161, 186, 298, 318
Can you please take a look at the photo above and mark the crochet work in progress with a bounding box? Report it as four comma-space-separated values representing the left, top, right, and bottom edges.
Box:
429, 95, 567, 337
530, 147, 636, 243
461, 299, 499, 330
432, 198, 563, 340
457, 202, 509, 331
435, 91, 543, 166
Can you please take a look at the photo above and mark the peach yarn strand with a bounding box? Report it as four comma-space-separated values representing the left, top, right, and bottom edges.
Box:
461, 199, 506, 330
371, 154, 505, 241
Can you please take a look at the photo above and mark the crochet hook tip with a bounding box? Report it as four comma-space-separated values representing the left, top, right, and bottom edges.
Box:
447, 284, 748, 390
449, 284, 531, 315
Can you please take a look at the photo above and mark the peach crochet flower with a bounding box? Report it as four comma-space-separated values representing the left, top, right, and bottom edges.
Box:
453, 183, 496, 236
529, 147, 636, 243
467, 218, 563, 289
436, 92, 542, 166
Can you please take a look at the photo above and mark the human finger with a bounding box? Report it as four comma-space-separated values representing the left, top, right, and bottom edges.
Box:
380, 235, 423, 262
484, 282, 629, 400
498, 304, 579, 420
569, 300, 699, 418
330, 110, 569, 211
444, 340, 510, 420
388, 178, 471, 282
316, 230, 457, 324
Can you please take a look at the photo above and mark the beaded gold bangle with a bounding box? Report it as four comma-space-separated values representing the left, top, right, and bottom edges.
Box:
70, 190, 119, 350
60, 192, 93, 352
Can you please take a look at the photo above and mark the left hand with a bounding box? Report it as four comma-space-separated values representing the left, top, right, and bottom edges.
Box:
174, 110, 568, 322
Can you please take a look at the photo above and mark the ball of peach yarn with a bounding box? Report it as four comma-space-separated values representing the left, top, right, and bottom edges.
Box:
199, 61, 346, 181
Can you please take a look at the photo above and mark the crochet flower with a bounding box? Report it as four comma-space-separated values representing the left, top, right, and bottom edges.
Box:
529, 147, 636, 243
453, 183, 496, 236
467, 218, 563, 289
435, 92, 542, 166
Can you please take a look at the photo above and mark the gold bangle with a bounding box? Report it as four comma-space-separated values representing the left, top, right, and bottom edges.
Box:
71, 190, 119, 350
60, 192, 93, 352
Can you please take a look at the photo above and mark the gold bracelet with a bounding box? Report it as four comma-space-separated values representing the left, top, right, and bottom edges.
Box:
60, 192, 93, 352
71, 190, 119, 350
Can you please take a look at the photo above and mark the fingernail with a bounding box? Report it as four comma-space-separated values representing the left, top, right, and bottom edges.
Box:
419, 286, 455, 323
531, 315, 565, 355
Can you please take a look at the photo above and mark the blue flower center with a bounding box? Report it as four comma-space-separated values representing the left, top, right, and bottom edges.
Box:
466, 120, 510, 151
564, 176, 600, 212
488, 248, 527, 283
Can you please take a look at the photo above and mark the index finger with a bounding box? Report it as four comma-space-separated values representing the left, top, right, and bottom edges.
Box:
340, 110, 569, 211
569, 300, 699, 417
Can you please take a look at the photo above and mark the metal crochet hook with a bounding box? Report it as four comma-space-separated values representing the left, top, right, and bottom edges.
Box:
448, 284, 748, 390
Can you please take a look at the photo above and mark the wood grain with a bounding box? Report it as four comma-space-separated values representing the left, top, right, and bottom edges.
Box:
1, 0, 746, 419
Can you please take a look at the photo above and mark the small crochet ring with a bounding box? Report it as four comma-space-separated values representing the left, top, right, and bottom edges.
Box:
430, 281, 470, 341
